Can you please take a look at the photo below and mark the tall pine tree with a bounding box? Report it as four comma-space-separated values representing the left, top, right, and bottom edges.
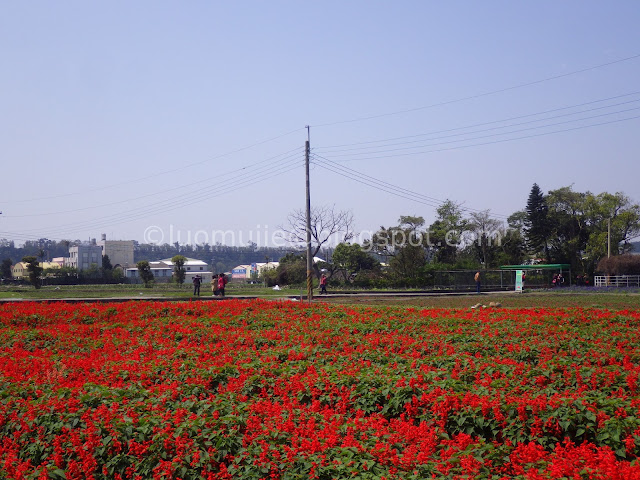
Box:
524, 183, 551, 262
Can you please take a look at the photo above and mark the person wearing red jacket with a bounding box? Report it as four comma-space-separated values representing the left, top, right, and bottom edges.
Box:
217, 273, 228, 297
319, 274, 328, 294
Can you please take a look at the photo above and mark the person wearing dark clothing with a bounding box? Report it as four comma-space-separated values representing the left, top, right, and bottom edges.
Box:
474, 271, 481, 294
192, 275, 201, 296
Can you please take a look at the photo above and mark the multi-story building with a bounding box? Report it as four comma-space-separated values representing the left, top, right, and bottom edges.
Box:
66, 241, 103, 271
98, 234, 134, 268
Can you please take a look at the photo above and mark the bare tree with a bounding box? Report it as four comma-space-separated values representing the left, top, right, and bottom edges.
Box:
467, 211, 504, 268
279, 205, 355, 275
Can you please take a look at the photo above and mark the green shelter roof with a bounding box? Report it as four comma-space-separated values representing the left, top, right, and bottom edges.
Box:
499, 264, 571, 270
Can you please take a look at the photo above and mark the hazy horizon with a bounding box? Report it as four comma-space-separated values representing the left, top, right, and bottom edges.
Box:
2, 1, 639, 246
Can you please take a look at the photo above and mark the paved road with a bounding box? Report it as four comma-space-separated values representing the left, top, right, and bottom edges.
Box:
0, 290, 511, 304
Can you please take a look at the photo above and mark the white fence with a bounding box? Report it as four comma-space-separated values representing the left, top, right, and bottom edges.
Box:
594, 275, 640, 288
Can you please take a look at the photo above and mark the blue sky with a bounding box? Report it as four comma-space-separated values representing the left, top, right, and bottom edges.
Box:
1, 1, 639, 247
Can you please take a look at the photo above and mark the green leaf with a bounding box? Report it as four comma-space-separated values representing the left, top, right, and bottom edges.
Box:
50, 469, 67, 480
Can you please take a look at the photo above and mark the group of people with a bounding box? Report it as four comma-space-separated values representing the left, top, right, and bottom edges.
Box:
191, 273, 228, 296
551, 273, 565, 287
211, 273, 228, 296
192, 273, 330, 297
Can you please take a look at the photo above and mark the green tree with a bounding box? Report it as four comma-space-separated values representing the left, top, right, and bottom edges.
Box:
273, 253, 307, 285
45, 266, 77, 283
332, 243, 379, 282
369, 216, 429, 286
508, 210, 527, 234
524, 186, 640, 275
544, 186, 591, 274
112, 267, 125, 283
102, 255, 113, 271
136, 260, 155, 288
524, 183, 552, 261
1, 258, 12, 279
22, 256, 43, 289
428, 200, 467, 264
171, 255, 187, 285
494, 211, 527, 265
583, 192, 640, 272
102, 254, 113, 281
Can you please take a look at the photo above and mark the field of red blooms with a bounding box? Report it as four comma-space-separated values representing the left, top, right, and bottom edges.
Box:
2, 300, 640, 479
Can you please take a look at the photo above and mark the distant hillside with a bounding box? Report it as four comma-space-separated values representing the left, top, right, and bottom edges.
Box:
631, 241, 640, 254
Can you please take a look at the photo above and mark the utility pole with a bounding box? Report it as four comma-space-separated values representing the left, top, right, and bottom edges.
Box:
608, 217, 611, 258
305, 126, 313, 303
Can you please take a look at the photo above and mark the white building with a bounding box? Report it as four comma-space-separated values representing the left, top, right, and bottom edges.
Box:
125, 257, 212, 284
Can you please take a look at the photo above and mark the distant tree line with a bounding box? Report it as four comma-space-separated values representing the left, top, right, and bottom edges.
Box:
266, 185, 640, 288
0, 238, 299, 285
2, 185, 639, 289
0, 238, 73, 265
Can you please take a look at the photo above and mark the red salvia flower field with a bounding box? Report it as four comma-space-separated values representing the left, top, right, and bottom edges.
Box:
1, 300, 640, 479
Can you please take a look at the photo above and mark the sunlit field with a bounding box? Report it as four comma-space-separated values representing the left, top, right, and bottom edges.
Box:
2, 300, 640, 479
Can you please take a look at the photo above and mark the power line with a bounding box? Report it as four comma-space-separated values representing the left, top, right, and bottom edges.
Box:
311, 53, 640, 128
3, 147, 304, 219
316, 105, 640, 159
311, 153, 511, 220
315, 91, 640, 151
21, 160, 302, 237
316, 114, 640, 163
0, 127, 304, 205
5, 160, 301, 240
11, 156, 304, 238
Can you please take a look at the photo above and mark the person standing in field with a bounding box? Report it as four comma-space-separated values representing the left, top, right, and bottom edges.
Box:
474, 271, 481, 293
192, 275, 201, 296
211, 274, 219, 296
217, 273, 227, 297
319, 273, 328, 294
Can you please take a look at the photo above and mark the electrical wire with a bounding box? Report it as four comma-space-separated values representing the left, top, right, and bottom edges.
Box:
315, 92, 640, 152
0, 127, 305, 205
3, 159, 302, 241
311, 53, 640, 128
316, 106, 640, 159
3, 147, 304, 219
316, 114, 640, 163
311, 153, 511, 221
15, 156, 304, 237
